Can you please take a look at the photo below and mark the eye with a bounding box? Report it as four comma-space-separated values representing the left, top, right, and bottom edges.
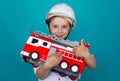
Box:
62, 25, 68, 29
53, 25, 58, 28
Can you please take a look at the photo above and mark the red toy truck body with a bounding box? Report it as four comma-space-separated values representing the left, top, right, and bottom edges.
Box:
20, 31, 90, 80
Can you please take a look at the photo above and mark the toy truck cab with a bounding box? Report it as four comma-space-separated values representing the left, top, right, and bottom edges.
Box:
20, 32, 52, 65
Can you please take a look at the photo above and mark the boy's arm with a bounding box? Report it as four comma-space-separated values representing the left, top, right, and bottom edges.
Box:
36, 52, 62, 80
73, 39, 96, 69
83, 52, 96, 69
36, 64, 51, 80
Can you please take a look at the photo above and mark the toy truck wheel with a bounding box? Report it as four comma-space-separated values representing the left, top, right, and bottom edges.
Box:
60, 61, 68, 69
59, 72, 66, 77
69, 75, 76, 80
30, 52, 39, 60
71, 65, 79, 73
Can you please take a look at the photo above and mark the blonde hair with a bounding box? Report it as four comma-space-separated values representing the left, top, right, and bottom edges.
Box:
46, 14, 74, 27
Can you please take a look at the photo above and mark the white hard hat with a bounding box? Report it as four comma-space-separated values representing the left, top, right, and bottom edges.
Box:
46, 3, 76, 27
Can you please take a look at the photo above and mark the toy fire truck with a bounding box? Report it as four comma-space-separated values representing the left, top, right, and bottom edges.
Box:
20, 31, 90, 80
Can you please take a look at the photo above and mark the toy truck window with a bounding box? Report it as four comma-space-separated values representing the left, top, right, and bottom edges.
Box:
32, 38, 38, 44
27, 36, 51, 48
27, 36, 40, 47
43, 42, 48, 46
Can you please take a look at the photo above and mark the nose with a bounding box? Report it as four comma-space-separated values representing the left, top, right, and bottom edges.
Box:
58, 27, 62, 34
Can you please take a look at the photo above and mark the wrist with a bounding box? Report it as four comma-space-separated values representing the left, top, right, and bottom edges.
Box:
43, 63, 53, 70
83, 52, 90, 60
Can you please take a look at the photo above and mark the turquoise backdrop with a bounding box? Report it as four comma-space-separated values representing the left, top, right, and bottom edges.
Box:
0, 0, 120, 81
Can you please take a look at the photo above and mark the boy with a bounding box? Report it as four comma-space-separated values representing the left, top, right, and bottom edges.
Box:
33, 3, 96, 81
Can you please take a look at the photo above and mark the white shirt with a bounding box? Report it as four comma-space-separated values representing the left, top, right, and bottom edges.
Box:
33, 67, 77, 81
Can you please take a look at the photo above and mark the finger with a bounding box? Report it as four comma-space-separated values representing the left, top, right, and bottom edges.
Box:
54, 52, 57, 56
73, 46, 77, 53
55, 52, 59, 57
73, 46, 78, 49
56, 52, 61, 57
56, 52, 62, 61
59, 54, 62, 59
80, 39, 85, 47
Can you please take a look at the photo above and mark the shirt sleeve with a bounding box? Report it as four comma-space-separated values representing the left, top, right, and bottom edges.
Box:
33, 66, 41, 75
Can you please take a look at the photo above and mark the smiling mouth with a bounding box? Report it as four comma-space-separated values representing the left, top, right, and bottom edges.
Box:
56, 35, 63, 38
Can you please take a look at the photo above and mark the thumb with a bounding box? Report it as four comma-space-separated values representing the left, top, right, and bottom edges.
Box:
80, 39, 85, 46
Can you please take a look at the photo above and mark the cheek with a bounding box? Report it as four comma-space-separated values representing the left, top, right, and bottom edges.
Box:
64, 29, 70, 34
49, 28, 56, 35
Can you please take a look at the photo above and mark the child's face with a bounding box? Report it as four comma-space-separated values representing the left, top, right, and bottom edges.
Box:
49, 17, 71, 39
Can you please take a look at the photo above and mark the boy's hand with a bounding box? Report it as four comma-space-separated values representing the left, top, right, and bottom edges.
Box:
73, 39, 90, 58
44, 52, 62, 69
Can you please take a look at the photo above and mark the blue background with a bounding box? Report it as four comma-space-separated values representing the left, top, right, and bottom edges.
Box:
0, 0, 120, 81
